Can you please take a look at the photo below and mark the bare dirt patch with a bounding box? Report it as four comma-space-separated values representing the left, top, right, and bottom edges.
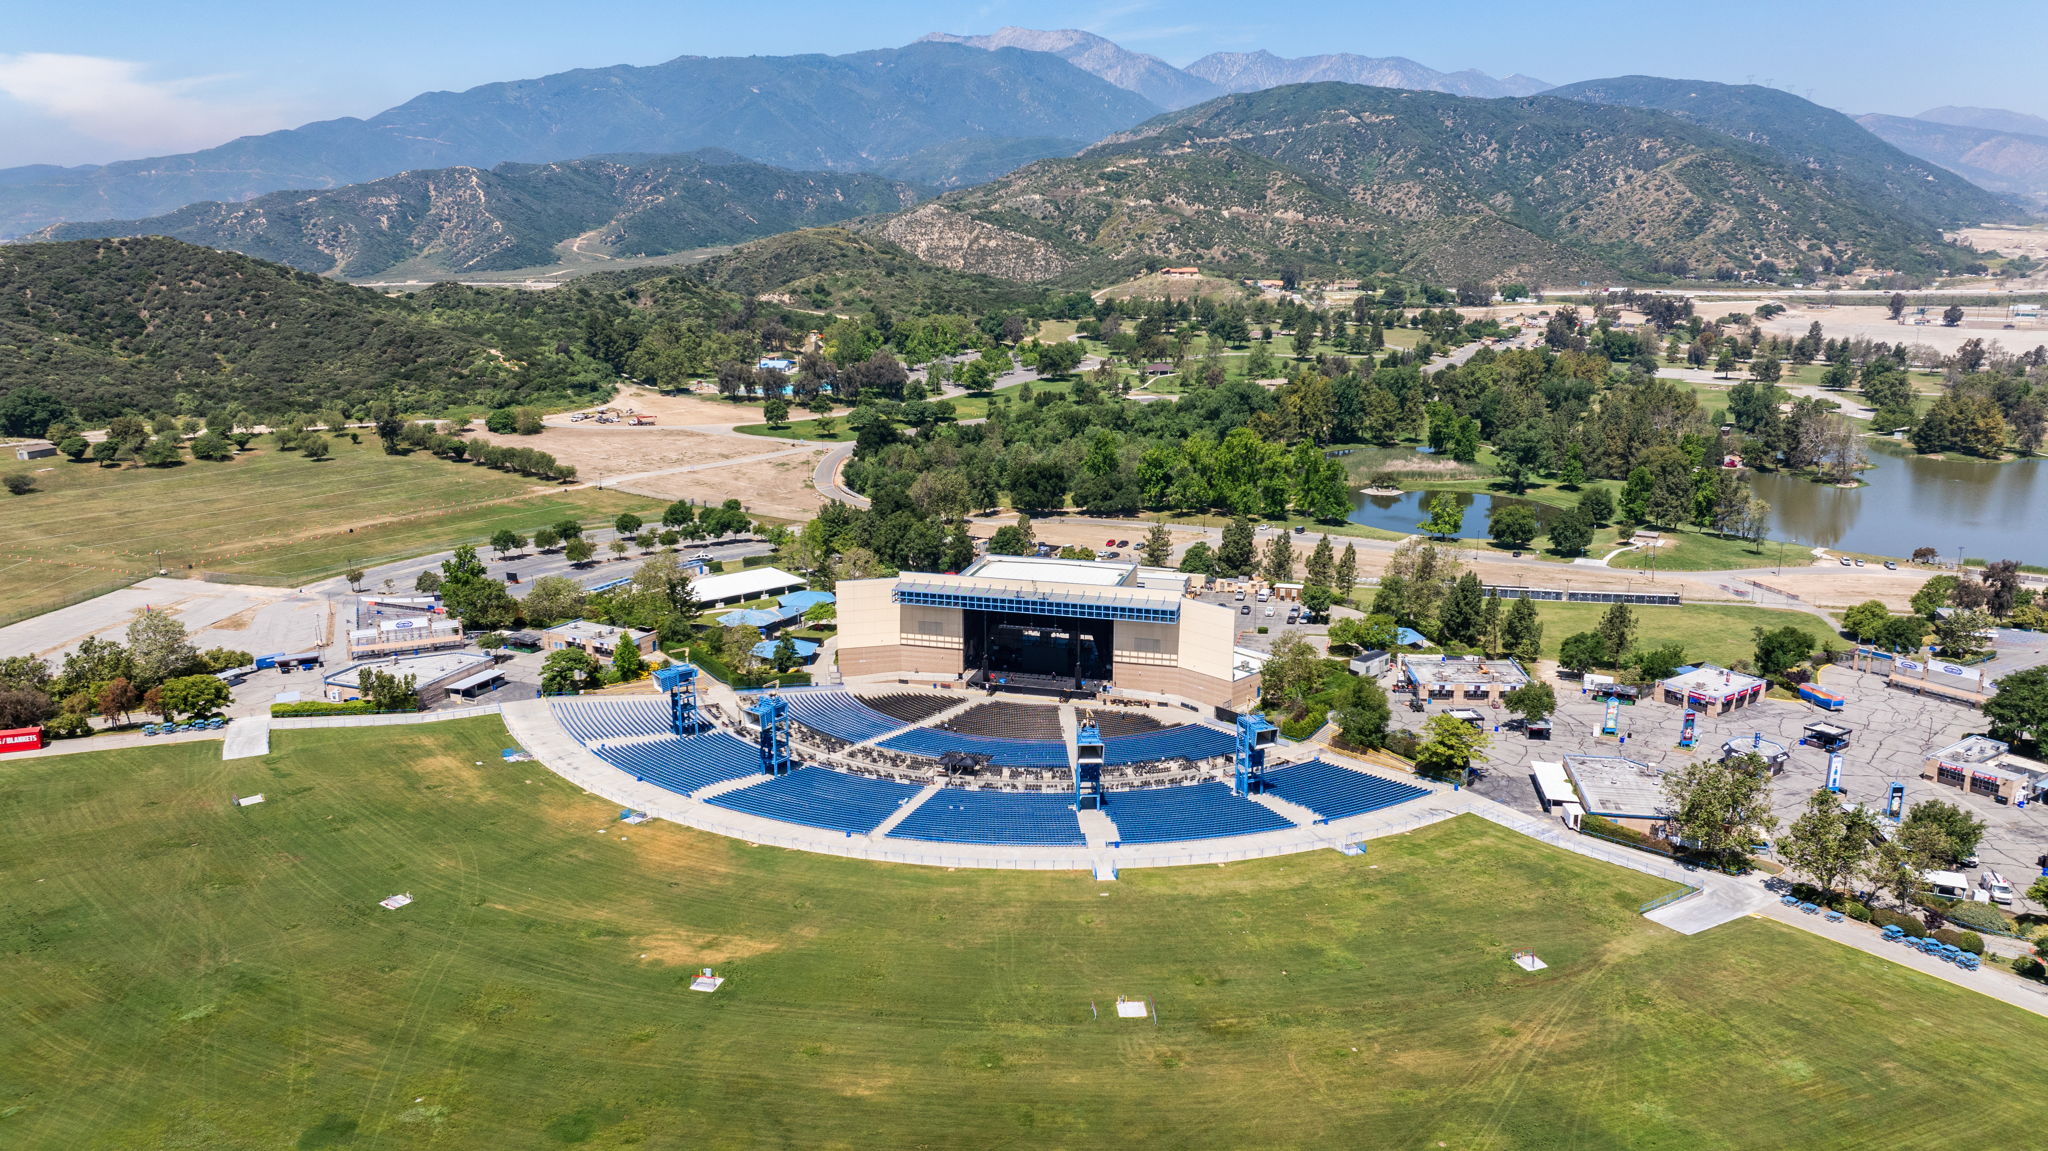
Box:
621, 451, 829, 520
469, 425, 783, 479
565, 386, 849, 429
632, 930, 789, 966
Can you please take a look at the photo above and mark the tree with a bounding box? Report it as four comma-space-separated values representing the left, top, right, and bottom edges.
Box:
1178, 541, 1215, 574
1662, 752, 1777, 864
1304, 535, 1335, 589
521, 575, 588, 627
0, 385, 67, 437
1217, 516, 1257, 576
1911, 574, 1959, 618
767, 636, 799, 673
1256, 633, 1326, 707
1335, 543, 1358, 599
1501, 597, 1543, 662
96, 676, 141, 724
987, 520, 1035, 556
490, 529, 525, 559
1932, 608, 1993, 660
3, 474, 35, 496
1841, 600, 1892, 641
1545, 507, 1593, 556
1778, 789, 1876, 898
609, 538, 630, 560
1437, 572, 1484, 646
615, 513, 643, 537
1942, 304, 1964, 326
552, 518, 585, 541
1577, 486, 1614, 526
532, 526, 561, 553
1413, 713, 1490, 778
1984, 666, 2048, 752
1558, 631, 1612, 673
540, 648, 598, 695
1752, 625, 1815, 679
1899, 799, 1987, 866
1630, 643, 1687, 682
565, 537, 596, 565
1141, 523, 1174, 567
613, 638, 647, 683
299, 435, 331, 461
0, 687, 56, 730
189, 430, 235, 461
1488, 503, 1538, 549
1503, 680, 1556, 723
344, 566, 366, 591
1261, 534, 1296, 583
126, 608, 198, 689
1887, 292, 1907, 320
1596, 601, 1636, 661
763, 397, 790, 427
156, 674, 230, 720
1418, 492, 1463, 539
1862, 840, 1923, 908
1301, 584, 1335, 621
1872, 614, 1927, 655
1330, 673, 1392, 749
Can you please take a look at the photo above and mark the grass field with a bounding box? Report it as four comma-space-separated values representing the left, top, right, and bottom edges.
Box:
0, 437, 662, 625
1530, 601, 1827, 667
4, 719, 2045, 1148
732, 379, 1074, 440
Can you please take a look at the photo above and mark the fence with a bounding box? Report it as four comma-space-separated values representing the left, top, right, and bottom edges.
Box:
1639, 884, 1702, 914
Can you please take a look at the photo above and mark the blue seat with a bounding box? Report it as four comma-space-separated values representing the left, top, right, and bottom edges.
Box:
1824, 910, 1844, 922
1104, 782, 1295, 845
707, 767, 921, 835
880, 727, 1069, 768
1099, 725, 1238, 765
551, 697, 672, 743
593, 730, 765, 797
888, 789, 1085, 846
773, 688, 906, 743
1261, 760, 1429, 821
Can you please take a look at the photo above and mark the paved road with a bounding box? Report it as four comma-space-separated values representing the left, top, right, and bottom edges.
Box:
813, 442, 865, 508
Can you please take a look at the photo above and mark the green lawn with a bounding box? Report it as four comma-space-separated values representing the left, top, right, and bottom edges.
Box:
0, 436, 662, 624
1530, 601, 1826, 667
3, 720, 2045, 1147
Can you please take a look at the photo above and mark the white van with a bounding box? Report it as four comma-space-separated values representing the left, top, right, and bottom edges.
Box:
1980, 871, 2015, 905
1256, 589, 1271, 602
1921, 869, 1970, 900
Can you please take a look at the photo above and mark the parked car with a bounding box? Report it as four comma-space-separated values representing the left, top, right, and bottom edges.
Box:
1982, 871, 2014, 904
1104, 539, 1116, 547
1839, 557, 1853, 566
1854, 558, 1865, 567
1240, 604, 1251, 615
1103, 551, 1119, 559
1265, 605, 1276, 617
1884, 560, 1898, 570
1116, 539, 1129, 548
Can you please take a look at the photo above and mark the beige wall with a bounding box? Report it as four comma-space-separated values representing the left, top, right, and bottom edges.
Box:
1176, 601, 1239, 682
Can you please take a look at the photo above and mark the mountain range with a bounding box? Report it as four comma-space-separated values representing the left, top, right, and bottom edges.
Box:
0, 42, 1153, 238
28, 151, 921, 278
1858, 112, 2048, 207
1183, 50, 1548, 99
866, 83, 1977, 286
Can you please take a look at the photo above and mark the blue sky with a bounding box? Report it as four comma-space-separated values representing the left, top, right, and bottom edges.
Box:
5, 0, 2044, 167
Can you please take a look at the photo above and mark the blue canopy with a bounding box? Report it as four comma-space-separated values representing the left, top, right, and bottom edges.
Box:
1395, 627, 1429, 647
778, 590, 836, 612
719, 603, 805, 629
752, 637, 819, 661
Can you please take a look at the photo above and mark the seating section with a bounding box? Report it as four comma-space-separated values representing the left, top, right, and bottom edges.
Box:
857, 692, 959, 724
552, 697, 671, 743
774, 689, 906, 743
593, 730, 762, 796
944, 700, 1065, 740
1104, 782, 1295, 844
881, 728, 1069, 768
888, 789, 1086, 846
1084, 710, 1166, 738
1100, 724, 1237, 766
1261, 760, 1430, 822
707, 767, 922, 834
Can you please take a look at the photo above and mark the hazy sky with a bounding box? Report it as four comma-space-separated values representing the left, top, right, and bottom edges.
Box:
5, 0, 2044, 167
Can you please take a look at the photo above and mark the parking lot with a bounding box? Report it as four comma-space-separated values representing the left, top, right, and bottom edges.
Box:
1384, 662, 2048, 911
1188, 582, 1324, 653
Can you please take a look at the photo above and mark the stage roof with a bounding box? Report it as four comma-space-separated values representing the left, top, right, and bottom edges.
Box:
895, 572, 1181, 624
965, 555, 1137, 587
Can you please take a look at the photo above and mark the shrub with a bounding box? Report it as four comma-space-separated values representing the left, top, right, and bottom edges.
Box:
270, 700, 380, 717
2015, 956, 2046, 980
1938, 899, 2013, 935
1870, 908, 1927, 938
1843, 901, 1872, 922
42, 712, 93, 739
1279, 705, 1328, 742
1932, 929, 1985, 955
1381, 728, 1422, 760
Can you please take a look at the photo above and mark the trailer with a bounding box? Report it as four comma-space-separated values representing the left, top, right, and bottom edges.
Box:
1678, 710, 1698, 748
1601, 698, 1620, 736
1798, 683, 1846, 711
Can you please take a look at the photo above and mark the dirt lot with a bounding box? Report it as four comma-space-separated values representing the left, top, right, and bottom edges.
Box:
469, 425, 782, 478
619, 450, 830, 521
561, 386, 847, 428
1755, 303, 2045, 357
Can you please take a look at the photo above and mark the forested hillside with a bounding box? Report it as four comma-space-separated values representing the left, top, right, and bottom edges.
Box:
869, 84, 1981, 285
684, 229, 1059, 317
33, 153, 922, 278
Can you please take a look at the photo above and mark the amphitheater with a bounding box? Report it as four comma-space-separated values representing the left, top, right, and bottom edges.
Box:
504, 681, 1442, 871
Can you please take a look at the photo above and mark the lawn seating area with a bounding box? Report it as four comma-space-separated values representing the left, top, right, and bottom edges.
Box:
887, 788, 1086, 846
1099, 724, 1237, 766
1260, 759, 1430, 822
706, 767, 922, 835
593, 730, 762, 796
1103, 782, 1295, 845
551, 697, 671, 743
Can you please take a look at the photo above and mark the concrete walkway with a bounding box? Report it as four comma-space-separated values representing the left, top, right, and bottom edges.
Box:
221, 718, 271, 760
1756, 902, 2048, 1019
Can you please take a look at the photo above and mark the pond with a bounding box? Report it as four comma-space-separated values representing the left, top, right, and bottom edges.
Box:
1348, 488, 1558, 542
1748, 440, 2048, 561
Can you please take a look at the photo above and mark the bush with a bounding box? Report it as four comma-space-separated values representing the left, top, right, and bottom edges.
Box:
2015, 956, 2046, 980
1870, 908, 1927, 938
42, 712, 93, 739
1843, 901, 1872, 922
1937, 899, 2013, 935
1278, 705, 1328, 742
270, 700, 381, 717
1381, 728, 1422, 760
1932, 928, 1985, 955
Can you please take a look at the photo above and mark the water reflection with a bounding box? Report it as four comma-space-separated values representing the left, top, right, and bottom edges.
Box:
1748, 440, 2048, 559
1349, 489, 1557, 540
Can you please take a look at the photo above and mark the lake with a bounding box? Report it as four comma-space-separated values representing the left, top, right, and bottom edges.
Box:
1749, 440, 2048, 561
1349, 489, 1557, 541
